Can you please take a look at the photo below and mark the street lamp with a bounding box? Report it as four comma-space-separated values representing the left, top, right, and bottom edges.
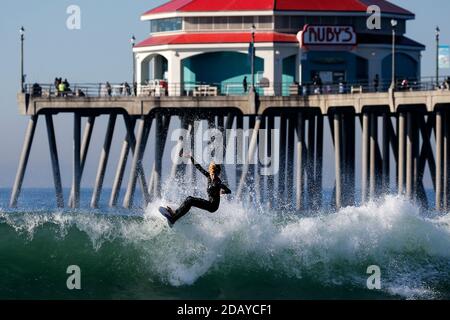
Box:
250, 24, 256, 92
131, 35, 136, 88
20, 26, 25, 93
436, 26, 440, 88
390, 19, 398, 91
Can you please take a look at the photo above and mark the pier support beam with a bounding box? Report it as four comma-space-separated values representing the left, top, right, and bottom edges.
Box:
296, 113, 305, 211
382, 113, 391, 193
444, 112, 449, 210
307, 113, 316, 209
153, 113, 164, 199
236, 116, 244, 192
123, 117, 151, 209
45, 114, 64, 208
398, 112, 406, 195
266, 116, 274, 207
436, 110, 443, 210
334, 112, 342, 210
278, 114, 287, 208
406, 112, 415, 199
152, 114, 171, 199
343, 113, 354, 206
369, 112, 378, 200
10, 115, 38, 208
71, 114, 82, 209
255, 116, 266, 204
287, 116, 295, 207
91, 114, 117, 208
109, 117, 136, 207
236, 116, 262, 200
69, 116, 95, 207
315, 114, 324, 208
361, 112, 369, 203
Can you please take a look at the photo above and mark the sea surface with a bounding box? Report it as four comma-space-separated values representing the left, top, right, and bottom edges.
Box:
0, 188, 449, 300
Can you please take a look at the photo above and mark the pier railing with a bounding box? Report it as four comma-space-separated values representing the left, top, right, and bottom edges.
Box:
25, 77, 450, 98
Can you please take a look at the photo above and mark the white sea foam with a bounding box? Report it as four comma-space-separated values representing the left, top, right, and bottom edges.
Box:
1, 195, 450, 298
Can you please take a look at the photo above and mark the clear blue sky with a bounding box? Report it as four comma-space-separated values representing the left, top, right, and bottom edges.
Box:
0, 0, 449, 188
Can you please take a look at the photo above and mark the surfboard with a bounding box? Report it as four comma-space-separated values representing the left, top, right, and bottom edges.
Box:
159, 206, 174, 227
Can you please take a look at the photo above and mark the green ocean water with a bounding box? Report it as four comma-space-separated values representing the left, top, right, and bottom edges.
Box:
1, 190, 450, 300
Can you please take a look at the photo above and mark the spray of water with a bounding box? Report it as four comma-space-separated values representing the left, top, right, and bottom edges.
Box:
1, 193, 450, 299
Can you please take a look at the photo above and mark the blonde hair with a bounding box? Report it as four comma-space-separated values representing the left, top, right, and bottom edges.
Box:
208, 162, 221, 176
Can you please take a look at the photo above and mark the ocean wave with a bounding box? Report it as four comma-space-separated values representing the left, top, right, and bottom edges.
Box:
1, 196, 450, 299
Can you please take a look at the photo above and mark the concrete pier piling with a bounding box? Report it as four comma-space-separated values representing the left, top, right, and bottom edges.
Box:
91, 114, 117, 208
45, 114, 64, 208
10, 115, 38, 208
10, 90, 450, 212
71, 114, 82, 209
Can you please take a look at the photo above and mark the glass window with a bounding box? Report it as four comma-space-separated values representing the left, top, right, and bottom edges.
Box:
150, 18, 182, 33
214, 17, 228, 30
290, 16, 304, 30
320, 16, 335, 25
228, 17, 242, 30
185, 17, 198, 31
258, 16, 273, 29
243, 16, 255, 29
228, 16, 243, 30
199, 17, 213, 30
275, 16, 290, 30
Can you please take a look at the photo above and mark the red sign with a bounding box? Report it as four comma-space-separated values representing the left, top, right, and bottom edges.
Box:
298, 25, 357, 49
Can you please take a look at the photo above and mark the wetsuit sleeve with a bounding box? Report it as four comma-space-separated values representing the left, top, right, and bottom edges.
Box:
220, 183, 232, 195
190, 156, 209, 177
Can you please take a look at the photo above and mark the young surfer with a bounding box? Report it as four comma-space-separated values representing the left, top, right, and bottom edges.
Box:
160, 153, 232, 225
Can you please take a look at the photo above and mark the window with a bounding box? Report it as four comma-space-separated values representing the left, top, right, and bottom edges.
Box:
228, 16, 243, 30
185, 17, 198, 31
290, 16, 304, 30
243, 16, 255, 29
214, 17, 228, 30
199, 17, 213, 30
278, 16, 290, 29
258, 16, 273, 29
150, 18, 182, 33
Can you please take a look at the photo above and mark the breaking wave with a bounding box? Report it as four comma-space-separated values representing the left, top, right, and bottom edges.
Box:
1, 195, 450, 299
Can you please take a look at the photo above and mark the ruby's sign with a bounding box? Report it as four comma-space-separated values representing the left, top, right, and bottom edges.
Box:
298, 25, 357, 48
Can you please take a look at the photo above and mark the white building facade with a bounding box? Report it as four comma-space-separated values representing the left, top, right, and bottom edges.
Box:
134, 0, 424, 96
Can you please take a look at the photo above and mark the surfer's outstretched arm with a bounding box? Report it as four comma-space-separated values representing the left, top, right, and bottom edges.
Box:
220, 183, 232, 195
190, 156, 209, 177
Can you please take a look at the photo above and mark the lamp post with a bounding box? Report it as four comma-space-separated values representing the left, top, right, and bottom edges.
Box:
131, 35, 136, 87
251, 24, 256, 92
436, 26, 440, 88
20, 26, 25, 93
390, 19, 397, 91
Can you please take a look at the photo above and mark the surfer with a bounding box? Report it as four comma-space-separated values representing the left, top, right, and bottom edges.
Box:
161, 153, 232, 225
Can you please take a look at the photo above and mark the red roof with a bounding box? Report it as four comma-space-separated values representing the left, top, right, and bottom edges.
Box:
135, 32, 424, 48
135, 32, 298, 47
144, 0, 413, 16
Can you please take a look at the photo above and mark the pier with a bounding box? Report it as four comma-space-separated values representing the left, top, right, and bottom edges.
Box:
10, 82, 450, 211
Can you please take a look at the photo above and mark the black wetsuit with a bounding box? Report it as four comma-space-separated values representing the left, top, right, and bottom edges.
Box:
171, 157, 231, 223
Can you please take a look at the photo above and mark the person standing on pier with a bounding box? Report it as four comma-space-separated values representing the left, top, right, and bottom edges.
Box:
243, 76, 248, 93
106, 82, 112, 96
373, 74, 380, 92
161, 154, 232, 225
